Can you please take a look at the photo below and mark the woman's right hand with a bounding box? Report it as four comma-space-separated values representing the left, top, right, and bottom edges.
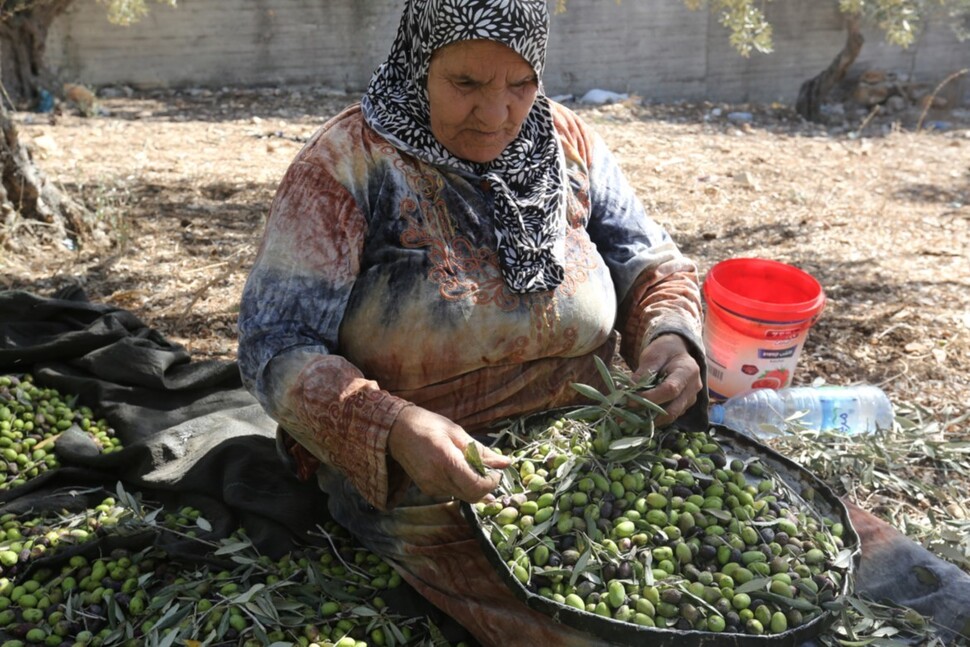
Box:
388, 405, 511, 503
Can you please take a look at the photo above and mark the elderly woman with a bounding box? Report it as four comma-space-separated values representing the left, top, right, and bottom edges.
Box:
238, 0, 705, 643
238, 1, 970, 645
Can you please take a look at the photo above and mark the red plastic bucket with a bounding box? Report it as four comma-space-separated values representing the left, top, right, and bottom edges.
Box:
702, 258, 825, 400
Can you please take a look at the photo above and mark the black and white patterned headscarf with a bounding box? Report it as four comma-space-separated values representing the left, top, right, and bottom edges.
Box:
361, 0, 566, 294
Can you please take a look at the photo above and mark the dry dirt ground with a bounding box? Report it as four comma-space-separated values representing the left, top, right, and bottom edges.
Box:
3, 86, 969, 434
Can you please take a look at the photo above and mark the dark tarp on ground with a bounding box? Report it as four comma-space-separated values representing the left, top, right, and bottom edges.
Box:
0, 286, 331, 559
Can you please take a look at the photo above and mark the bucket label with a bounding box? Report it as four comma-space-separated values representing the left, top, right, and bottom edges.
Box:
765, 329, 801, 341
704, 312, 810, 399
758, 346, 797, 359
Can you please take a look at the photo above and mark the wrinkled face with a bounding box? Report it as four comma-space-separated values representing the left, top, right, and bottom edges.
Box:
426, 39, 539, 164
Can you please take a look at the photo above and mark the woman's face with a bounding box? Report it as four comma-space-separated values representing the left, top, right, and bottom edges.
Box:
426, 39, 539, 164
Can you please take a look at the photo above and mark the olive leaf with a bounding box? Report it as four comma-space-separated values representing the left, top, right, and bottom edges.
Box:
233, 583, 267, 604
622, 391, 668, 416
581, 569, 603, 585
734, 575, 772, 594
752, 590, 823, 612
563, 405, 605, 422
569, 545, 593, 587
832, 548, 856, 569
592, 354, 616, 394
610, 405, 650, 426
522, 519, 555, 544
571, 382, 613, 406
214, 540, 252, 555
464, 441, 488, 476
157, 627, 182, 647
607, 435, 649, 451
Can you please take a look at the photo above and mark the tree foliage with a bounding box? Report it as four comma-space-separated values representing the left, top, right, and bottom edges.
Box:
0, 0, 173, 26
555, 0, 970, 56
840, 0, 970, 46
681, 0, 774, 56
95, 0, 176, 27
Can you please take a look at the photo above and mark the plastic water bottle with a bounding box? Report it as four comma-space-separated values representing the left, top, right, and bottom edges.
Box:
709, 385, 894, 440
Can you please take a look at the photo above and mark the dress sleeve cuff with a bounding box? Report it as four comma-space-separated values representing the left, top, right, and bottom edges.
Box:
289, 359, 413, 511
638, 318, 711, 432
618, 274, 710, 432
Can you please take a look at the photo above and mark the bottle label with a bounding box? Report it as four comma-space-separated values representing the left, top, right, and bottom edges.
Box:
820, 396, 862, 434
818, 389, 880, 434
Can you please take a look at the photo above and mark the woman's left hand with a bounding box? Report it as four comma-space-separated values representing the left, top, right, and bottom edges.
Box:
632, 333, 703, 427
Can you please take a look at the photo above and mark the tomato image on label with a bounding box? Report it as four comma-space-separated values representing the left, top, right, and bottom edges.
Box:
750, 368, 790, 389
741, 364, 759, 375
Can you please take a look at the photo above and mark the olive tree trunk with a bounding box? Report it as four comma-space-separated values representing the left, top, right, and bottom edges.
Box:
0, 1, 90, 248
0, 103, 88, 246
796, 16, 865, 122
0, 0, 75, 106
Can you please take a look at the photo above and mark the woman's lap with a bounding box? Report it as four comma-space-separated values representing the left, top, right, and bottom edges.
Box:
315, 464, 612, 646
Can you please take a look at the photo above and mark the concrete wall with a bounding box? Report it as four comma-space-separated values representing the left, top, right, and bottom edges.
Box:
46, 0, 970, 104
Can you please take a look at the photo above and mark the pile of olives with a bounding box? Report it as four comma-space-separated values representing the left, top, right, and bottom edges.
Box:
0, 375, 122, 491
0, 497, 135, 580
0, 497, 445, 647
0, 377, 471, 646
473, 410, 853, 637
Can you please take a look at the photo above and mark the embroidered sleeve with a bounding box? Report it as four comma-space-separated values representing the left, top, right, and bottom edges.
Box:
237, 158, 410, 510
